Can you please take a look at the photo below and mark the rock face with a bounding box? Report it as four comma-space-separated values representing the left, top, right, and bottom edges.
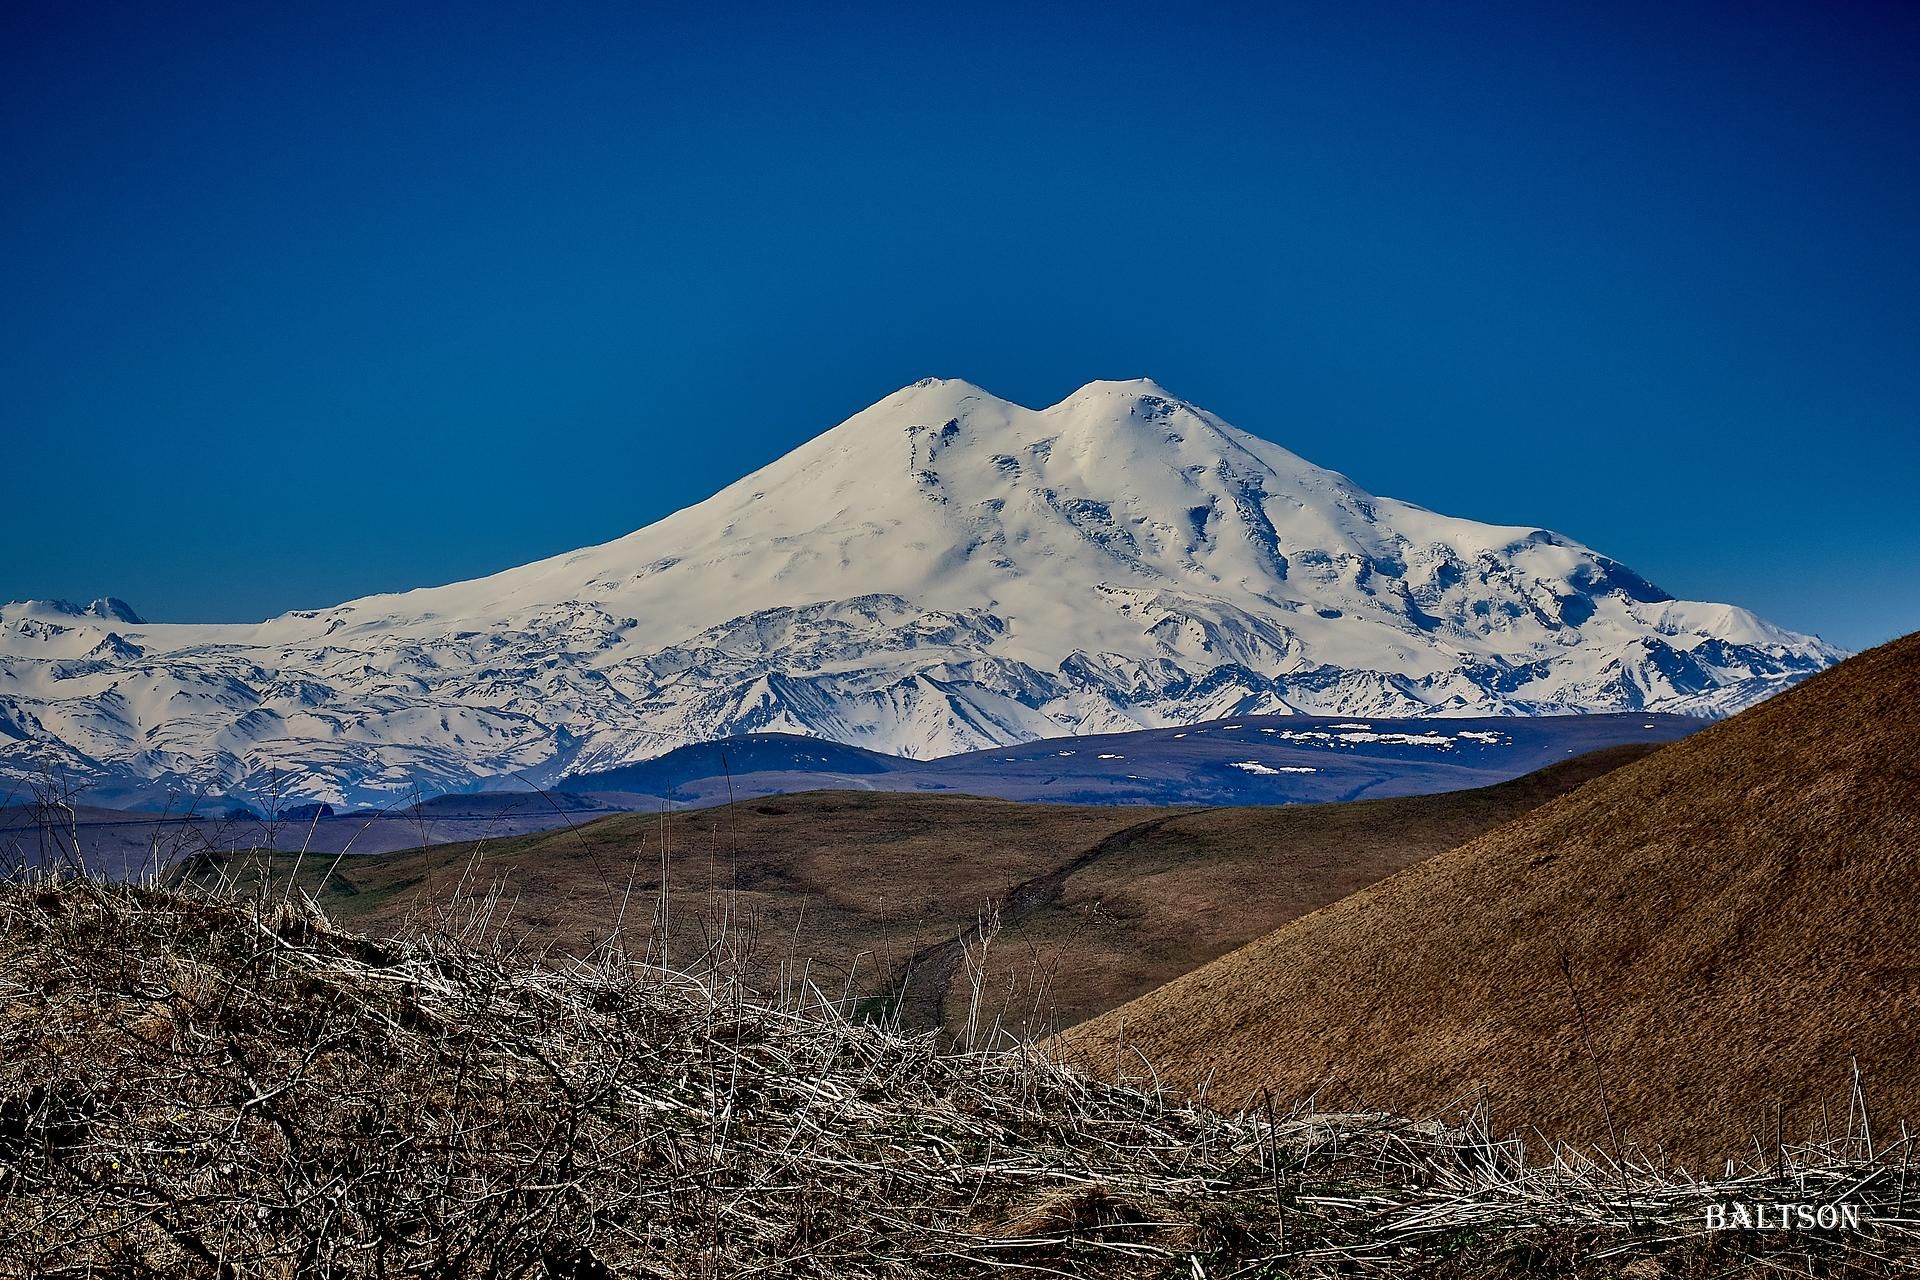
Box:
0, 378, 1841, 807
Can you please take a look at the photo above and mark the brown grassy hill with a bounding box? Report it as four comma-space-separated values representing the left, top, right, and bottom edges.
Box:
1059, 633, 1920, 1169
184, 744, 1650, 1042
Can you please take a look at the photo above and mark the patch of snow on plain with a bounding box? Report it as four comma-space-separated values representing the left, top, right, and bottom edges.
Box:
1260, 728, 1455, 749
1228, 761, 1318, 775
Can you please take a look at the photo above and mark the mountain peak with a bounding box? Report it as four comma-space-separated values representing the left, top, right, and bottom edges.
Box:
0, 379, 1843, 807
886, 376, 1185, 416
904, 375, 977, 392
894, 375, 999, 402
1, 597, 145, 625
87, 597, 144, 624
1059, 376, 1180, 402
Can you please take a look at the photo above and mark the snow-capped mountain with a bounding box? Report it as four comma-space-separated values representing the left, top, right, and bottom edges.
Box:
0, 378, 1843, 808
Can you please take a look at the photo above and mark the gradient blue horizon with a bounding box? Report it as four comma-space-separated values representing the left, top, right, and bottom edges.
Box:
4, 1, 1916, 651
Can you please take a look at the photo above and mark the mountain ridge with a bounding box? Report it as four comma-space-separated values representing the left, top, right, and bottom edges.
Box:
0, 378, 1841, 807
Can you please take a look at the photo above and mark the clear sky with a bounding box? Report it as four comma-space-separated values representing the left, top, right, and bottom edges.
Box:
4, 1, 1916, 651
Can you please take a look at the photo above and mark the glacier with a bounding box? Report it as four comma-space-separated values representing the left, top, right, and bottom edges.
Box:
0, 378, 1843, 808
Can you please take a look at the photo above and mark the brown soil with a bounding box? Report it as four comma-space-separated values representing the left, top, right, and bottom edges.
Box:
190, 744, 1648, 1041
1057, 633, 1920, 1170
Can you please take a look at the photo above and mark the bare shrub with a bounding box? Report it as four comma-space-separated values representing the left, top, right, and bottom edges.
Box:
2, 877, 1917, 1278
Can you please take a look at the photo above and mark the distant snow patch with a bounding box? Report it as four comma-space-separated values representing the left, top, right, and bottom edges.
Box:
1263, 728, 1454, 748
1228, 761, 1318, 775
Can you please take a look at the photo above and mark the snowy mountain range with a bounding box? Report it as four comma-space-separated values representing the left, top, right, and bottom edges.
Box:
0, 377, 1843, 809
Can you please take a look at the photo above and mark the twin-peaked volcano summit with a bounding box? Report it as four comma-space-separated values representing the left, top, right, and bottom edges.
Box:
0, 378, 1842, 807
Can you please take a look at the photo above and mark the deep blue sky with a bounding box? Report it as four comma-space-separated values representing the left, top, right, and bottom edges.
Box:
4, 1, 1916, 651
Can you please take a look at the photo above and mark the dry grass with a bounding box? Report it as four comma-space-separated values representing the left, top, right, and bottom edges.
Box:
3, 875, 1919, 1277
177, 745, 1653, 1047
1059, 633, 1920, 1169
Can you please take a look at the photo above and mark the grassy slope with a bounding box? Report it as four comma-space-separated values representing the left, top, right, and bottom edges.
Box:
187, 744, 1654, 1042
1060, 634, 1920, 1169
